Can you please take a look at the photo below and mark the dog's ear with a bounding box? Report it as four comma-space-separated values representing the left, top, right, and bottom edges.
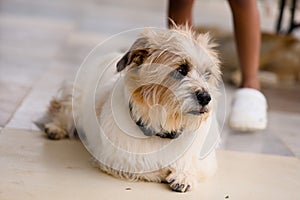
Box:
116, 49, 149, 72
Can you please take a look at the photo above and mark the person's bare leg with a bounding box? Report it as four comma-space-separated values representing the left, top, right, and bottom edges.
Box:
228, 0, 267, 131
168, 0, 194, 27
228, 0, 261, 90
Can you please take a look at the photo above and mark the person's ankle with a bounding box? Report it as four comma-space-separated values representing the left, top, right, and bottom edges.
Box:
241, 80, 261, 91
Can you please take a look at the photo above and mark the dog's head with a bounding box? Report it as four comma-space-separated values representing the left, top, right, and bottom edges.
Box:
116, 26, 221, 139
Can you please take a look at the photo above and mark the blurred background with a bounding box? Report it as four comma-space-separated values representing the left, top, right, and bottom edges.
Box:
0, 0, 299, 157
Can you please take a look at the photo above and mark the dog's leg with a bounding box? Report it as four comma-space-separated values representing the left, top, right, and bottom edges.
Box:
165, 154, 197, 192
165, 151, 217, 192
44, 121, 68, 140
165, 128, 218, 192
44, 84, 75, 140
164, 134, 202, 192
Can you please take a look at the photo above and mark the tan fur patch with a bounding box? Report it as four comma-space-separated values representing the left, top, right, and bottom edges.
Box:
48, 99, 61, 115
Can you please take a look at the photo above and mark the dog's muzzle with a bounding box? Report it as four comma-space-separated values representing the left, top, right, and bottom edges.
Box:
188, 92, 211, 115
196, 92, 211, 106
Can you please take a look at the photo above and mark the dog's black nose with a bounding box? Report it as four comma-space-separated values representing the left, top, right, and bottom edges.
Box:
196, 92, 211, 106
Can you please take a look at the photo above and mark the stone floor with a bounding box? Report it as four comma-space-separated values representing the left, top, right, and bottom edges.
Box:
1, 129, 300, 200
0, 0, 299, 199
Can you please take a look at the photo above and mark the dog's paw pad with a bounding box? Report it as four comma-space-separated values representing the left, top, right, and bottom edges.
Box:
44, 123, 67, 140
166, 173, 195, 192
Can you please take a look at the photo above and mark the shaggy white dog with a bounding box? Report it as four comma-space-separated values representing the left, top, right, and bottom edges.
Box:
40, 26, 221, 192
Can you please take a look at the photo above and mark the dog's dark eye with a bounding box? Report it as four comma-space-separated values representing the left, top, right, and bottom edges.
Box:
176, 64, 189, 76
204, 70, 212, 80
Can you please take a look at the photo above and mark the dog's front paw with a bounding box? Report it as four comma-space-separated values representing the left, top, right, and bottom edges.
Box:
44, 123, 68, 140
166, 172, 196, 193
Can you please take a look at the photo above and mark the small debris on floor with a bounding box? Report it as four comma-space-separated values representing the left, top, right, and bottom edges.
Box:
125, 187, 132, 191
225, 195, 230, 199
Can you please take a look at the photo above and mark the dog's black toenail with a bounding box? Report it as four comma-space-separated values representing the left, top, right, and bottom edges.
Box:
172, 183, 180, 191
48, 132, 58, 140
168, 179, 175, 184
184, 185, 191, 192
177, 184, 185, 191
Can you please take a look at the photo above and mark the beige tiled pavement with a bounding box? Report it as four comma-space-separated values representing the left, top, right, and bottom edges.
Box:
1, 129, 300, 200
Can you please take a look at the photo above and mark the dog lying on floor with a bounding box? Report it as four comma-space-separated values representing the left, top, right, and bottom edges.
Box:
39, 26, 221, 192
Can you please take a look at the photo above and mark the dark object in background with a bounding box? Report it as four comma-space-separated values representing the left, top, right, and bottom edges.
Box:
196, 26, 300, 88
276, 0, 300, 34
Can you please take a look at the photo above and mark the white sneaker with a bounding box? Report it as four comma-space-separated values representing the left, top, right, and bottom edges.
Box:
229, 88, 267, 131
